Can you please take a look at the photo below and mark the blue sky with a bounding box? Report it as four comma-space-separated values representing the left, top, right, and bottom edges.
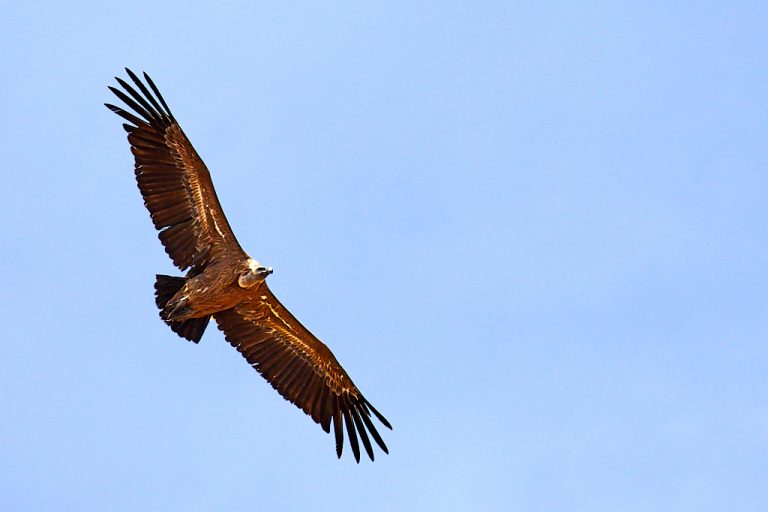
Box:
2, 2, 767, 510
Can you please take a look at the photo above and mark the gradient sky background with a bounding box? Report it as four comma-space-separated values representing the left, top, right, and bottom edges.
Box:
2, 2, 767, 510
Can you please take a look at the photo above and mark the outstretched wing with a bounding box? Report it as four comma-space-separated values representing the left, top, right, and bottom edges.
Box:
214, 285, 392, 462
106, 68, 244, 271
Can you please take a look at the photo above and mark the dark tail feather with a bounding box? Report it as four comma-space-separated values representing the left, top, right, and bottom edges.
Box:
154, 274, 185, 309
154, 274, 210, 343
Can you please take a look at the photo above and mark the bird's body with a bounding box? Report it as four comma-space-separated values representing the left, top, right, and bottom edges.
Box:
106, 69, 390, 462
164, 257, 264, 320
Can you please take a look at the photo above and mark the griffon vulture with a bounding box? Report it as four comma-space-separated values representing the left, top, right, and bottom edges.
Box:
106, 69, 391, 462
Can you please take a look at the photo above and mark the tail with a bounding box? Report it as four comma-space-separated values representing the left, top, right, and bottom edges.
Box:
154, 274, 210, 343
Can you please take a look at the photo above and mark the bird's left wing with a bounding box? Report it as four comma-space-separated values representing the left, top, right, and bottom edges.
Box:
214, 285, 391, 462
105, 69, 245, 271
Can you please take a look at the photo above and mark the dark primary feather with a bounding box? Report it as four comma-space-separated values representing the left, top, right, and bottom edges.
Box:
214, 285, 391, 462
106, 68, 244, 272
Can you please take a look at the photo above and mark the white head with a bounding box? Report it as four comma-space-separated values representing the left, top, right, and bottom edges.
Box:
239, 258, 273, 288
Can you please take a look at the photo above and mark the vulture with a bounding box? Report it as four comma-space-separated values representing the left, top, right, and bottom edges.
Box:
106, 69, 391, 462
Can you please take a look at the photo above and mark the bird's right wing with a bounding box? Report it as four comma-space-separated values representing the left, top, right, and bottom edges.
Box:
214, 284, 391, 462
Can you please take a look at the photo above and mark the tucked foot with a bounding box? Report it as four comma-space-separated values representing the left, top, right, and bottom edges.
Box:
162, 295, 191, 321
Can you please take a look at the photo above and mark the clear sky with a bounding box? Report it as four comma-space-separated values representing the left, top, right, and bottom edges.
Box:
2, 2, 767, 510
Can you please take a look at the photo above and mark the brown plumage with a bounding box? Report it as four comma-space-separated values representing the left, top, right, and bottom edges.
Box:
106, 68, 391, 462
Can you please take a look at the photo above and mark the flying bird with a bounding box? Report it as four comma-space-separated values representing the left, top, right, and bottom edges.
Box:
106, 69, 391, 462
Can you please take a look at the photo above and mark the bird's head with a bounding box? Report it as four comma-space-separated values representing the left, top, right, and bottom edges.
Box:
238, 258, 273, 288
